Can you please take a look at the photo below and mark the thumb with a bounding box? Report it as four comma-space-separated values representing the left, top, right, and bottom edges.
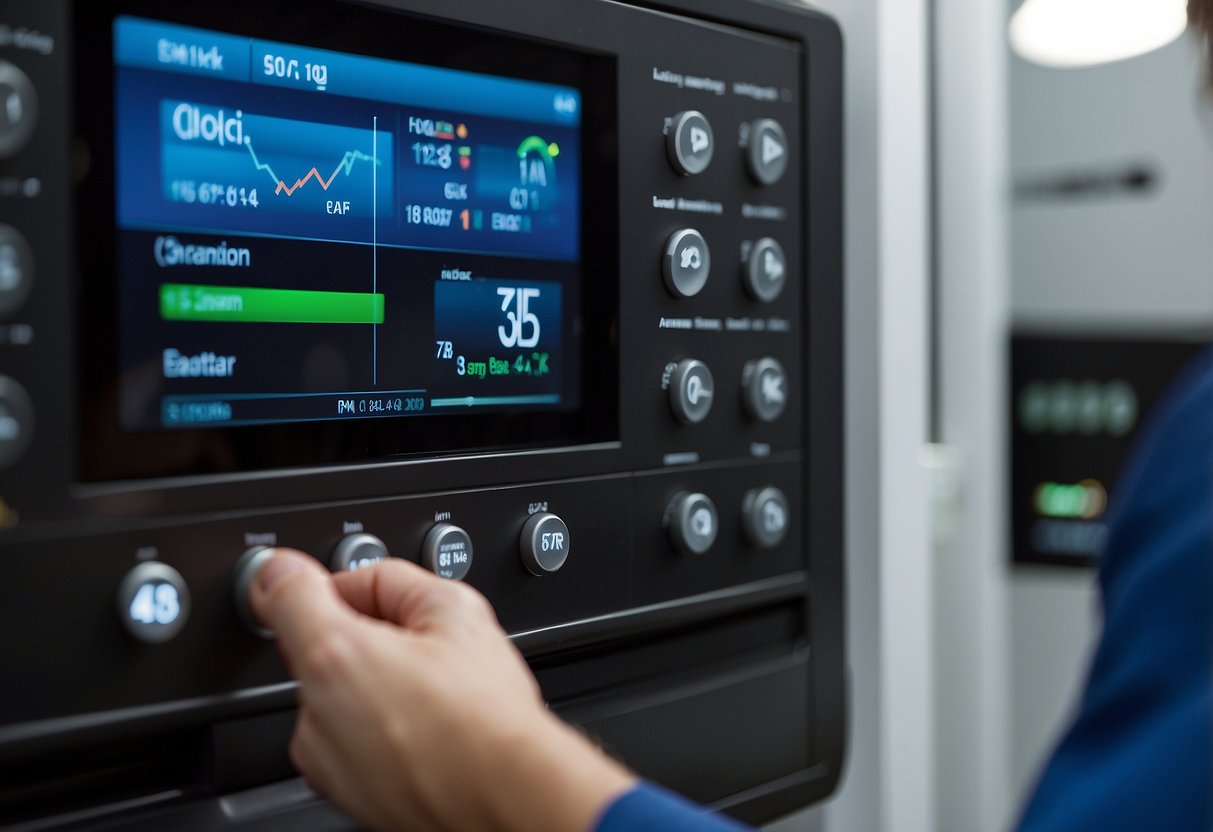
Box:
248, 549, 355, 672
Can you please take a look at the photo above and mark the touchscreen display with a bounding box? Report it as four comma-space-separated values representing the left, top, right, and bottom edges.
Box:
111, 16, 585, 432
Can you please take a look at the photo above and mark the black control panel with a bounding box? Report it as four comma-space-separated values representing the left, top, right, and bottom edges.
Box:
0, 0, 844, 827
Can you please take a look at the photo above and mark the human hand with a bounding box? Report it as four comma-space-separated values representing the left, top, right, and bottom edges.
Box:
249, 550, 636, 832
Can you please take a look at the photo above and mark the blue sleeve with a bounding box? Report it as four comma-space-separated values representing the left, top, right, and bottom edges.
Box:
1018, 349, 1213, 832
595, 782, 755, 832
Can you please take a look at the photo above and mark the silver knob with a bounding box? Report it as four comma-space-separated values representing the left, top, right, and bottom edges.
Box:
667, 492, 719, 556
331, 533, 390, 572
519, 513, 571, 575
422, 523, 474, 581
233, 547, 276, 639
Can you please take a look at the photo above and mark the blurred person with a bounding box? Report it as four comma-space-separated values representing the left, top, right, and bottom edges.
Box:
1013, 5, 1213, 829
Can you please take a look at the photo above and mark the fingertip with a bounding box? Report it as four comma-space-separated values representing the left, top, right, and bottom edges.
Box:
248, 550, 348, 654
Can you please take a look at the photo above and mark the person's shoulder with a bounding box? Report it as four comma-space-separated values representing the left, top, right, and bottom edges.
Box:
1100, 347, 1213, 592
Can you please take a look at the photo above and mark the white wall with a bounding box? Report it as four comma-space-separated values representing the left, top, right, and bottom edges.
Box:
933, 0, 1015, 828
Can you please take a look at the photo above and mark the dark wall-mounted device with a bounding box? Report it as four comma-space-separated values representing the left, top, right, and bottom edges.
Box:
1010, 333, 1208, 567
0, 0, 844, 827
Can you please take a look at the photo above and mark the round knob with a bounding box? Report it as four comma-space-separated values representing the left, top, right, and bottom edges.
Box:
331, 533, 390, 572
663, 228, 711, 298
747, 119, 788, 185
117, 562, 190, 644
741, 357, 788, 423
666, 110, 714, 175
743, 238, 787, 303
0, 225, 34, 318
667, 492, 719, 556
422, 523, 473, 581
668, 359, 715, 425
0, 62, 37, 159
0, 375, 34, 470
520, 513, 571, 575
233, 547, 275, 639
742, 486, 790, 549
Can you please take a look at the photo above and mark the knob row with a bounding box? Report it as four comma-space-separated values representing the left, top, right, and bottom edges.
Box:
667, 486, 790, 557
667, 111, 789, 185
115, 516, 561, 644
668, 356, 787, 426
116, 481, 790, 645
664, 229, 786, 302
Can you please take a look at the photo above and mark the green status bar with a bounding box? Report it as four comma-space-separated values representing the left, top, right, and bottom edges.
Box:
160, 283, 385, 324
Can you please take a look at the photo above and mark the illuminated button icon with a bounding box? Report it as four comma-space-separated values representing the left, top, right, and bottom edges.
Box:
423, 523, 473, 581
520, 512, 571, 576
667, 111, 715, 176
664, 228, 712, 298
747, 119, 789, 185
742, 486, 790, 549
669, 359, 715, 425
0, 62, 36, 159
742, 357, 788, 423
0, 375, 33, 470
0, 225, 33, 318
331, 533, 390, 572
668, 492, 719, 556
118, 562, 190, 645
743, 238, 787, 302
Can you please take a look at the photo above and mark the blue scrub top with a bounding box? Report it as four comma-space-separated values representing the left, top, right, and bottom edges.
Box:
1018, 349, 1213, 831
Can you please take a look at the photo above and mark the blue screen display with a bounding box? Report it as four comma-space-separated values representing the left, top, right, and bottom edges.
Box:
110, 16, 586, 432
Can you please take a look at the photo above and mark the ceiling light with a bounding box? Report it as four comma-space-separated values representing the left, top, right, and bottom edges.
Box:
1010, 0, 1188, 69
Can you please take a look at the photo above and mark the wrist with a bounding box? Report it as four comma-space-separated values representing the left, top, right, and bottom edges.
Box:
487, 711, 638, 832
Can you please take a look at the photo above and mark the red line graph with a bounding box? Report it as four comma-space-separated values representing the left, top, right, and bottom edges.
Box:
263, 148, 379, 197
275, 164, 343, 196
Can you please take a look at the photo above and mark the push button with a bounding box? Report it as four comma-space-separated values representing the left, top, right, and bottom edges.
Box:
520, 513, 571, 575
0, 225, 33, 318
663, 228, 711, 298
331, 533, 390, 572
747, 119, 789, 185
423, 523, 473, 581
0, 375, 33, 470
742, 486, 790, 549
233, 547, 276, 638
668, 359, 715, 425
667, 111, 714, 175
742, 357, 788, 423
118, 562, 190, 644
0, 62, 37, 159
744, 238, 787, 302
668, 492, 719, 556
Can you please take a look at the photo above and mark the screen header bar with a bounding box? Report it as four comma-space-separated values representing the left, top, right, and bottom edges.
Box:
114, 16, 582, 127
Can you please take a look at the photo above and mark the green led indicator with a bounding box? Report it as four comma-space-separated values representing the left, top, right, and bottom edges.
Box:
1033, 480, 1107, 520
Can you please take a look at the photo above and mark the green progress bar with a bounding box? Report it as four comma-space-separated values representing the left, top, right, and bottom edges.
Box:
160, 284, 385, 324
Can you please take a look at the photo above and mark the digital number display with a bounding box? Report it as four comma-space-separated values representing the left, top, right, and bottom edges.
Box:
111, 15, 584, 432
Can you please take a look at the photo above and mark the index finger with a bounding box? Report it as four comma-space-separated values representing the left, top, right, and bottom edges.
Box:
332, 558, 496, 632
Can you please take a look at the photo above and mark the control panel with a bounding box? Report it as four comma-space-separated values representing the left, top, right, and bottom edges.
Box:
0, 0, 843, 827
